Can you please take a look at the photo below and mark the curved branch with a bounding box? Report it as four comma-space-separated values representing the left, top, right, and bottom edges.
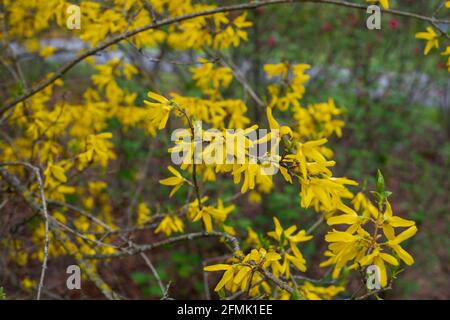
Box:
1, 0, 449, 116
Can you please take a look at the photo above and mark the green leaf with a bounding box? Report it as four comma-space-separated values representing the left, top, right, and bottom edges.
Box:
131, 271, 151, 285
376, 169, 385, 194
291, 289, 301, 300
218, 289, 226, 300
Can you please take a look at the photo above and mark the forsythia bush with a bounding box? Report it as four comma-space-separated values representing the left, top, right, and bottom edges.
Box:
0, 0, 447, 300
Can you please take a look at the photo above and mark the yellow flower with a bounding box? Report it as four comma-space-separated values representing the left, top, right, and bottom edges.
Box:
191, 206, 215, 232
357, 247, 399, 287
44, 158, 68, 187
267, 217, 311, 274
366, 0, 389, 9
442, 46, 450, 56
123, 63, 138, 79
246, 227, 261, 247
386, 225, 417, 266
159, 166, 186, 197
21, 277, 36, 291
264, 63, 289, 79
204, 248, 281, 293
143, 91, 173, 130
266, 107, 292, 137
294, 138, 329, 179
267, 217, 312, 247
211, 199, 235, 224
203, 264, 235, 292
39, 46, 55, 59
223, 225, 236, 236
325, 230, 358, 243
301, 281, 345, 300
136, 202, 151, 227
373, 200, 415, 239
415, 27, 440, 55
248, 191, 262, 204
78, 132, 116, 169
300, 176, 358, 212
233, 163, 261, 193
88, 181, 107, 195
155, 215, 184, 236
190, 59, 232, 96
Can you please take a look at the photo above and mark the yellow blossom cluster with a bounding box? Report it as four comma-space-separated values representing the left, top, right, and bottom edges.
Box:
321, 192, 417, 287
204, 218, 344, 300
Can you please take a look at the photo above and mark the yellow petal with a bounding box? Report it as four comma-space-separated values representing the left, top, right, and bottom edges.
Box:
51, 166, 67, 183
389, 216, 415, 227
390, 225, 418, 245
159, 177, 182, 186
233, 266, 251, 284
214, 268, 234, 292
167, 166, 182, 178
325, 231, 356, 243
327, 214, 359, 226
147, 91, 169, 103
390, 244, 414, 265
203, 213, 213, 232
158, 110, 170, 130
380, 253, 399, 266
384, 201, 393, 219
382, 225, 395, 240
204, 264, 232, 271
169, 184, 182, 197
374, 256, 388, 287
266, 107, 279, 130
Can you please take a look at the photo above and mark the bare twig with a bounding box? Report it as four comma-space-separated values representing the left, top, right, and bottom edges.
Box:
355, 284, 392, 300
0, 166, 120, 300
0, 162, 49, 300
206, 48, 265, 109
84, 231, 241, 259
258, 266, 294, 294
177, 107, 203, 210
139, 252, 165, 296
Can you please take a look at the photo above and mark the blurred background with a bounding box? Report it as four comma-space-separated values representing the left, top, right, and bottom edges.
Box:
1, 0, 449, 299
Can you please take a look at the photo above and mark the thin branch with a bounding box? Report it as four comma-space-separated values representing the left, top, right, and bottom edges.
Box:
84, 231, 241, 259
306, 214, 325, 235
206, 48, 265, 109
355, 284, 392, 300
177, 107, 203, 210
258, 266, 294, 294
0, 165, 120, 300
2, 0, 449, 115
0, 162, 49, 300
139, 252, 165, 296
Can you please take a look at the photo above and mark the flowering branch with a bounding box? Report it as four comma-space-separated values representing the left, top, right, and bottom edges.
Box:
83, 231, 241, 260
